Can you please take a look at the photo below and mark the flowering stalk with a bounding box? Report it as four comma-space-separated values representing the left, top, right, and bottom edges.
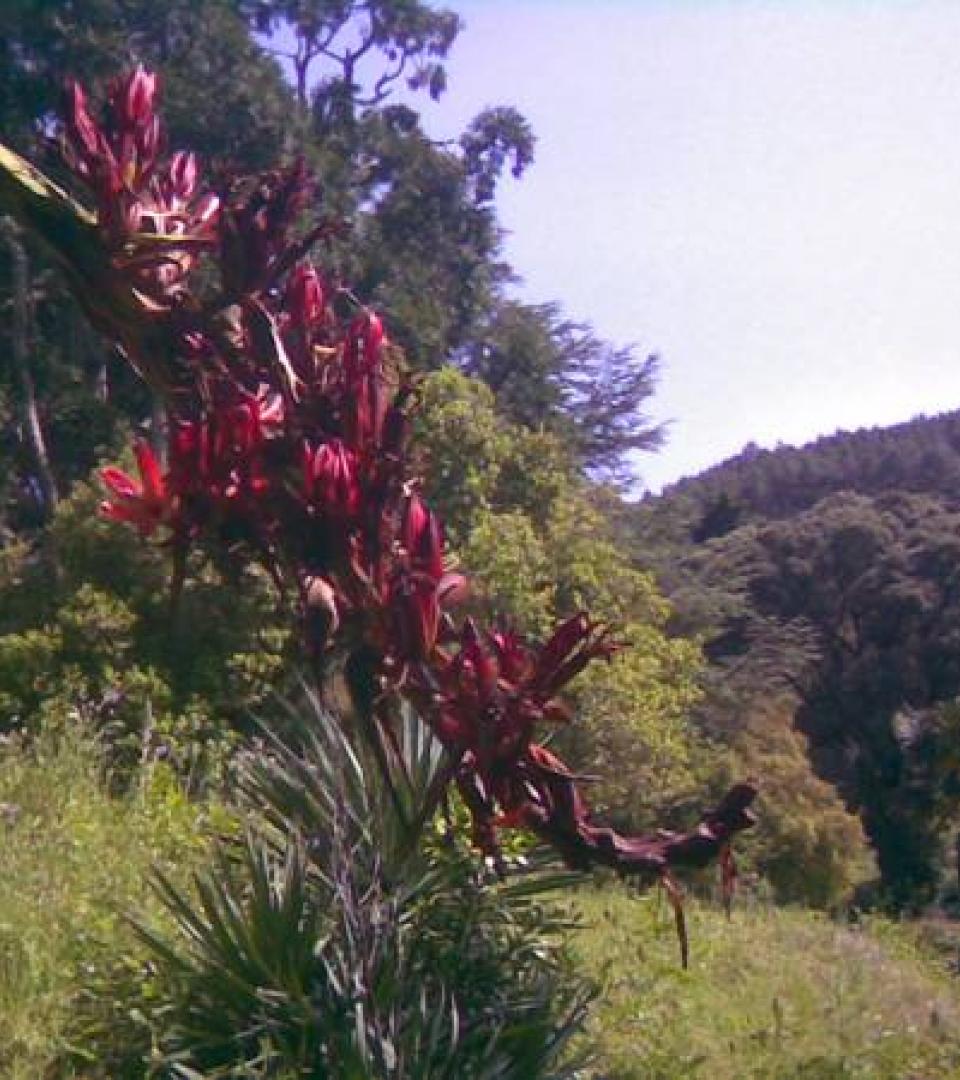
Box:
0, 69, 756, 962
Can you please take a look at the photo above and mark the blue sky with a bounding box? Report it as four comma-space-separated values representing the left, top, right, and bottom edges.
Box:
405, 0, 960, 491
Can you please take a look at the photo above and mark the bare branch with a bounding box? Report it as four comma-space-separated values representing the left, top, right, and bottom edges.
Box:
355, 49, 409, 107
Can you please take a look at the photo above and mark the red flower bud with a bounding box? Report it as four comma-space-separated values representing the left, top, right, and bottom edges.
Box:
401, 493, 444, 580
285, 264, 326, 328
308, 439, 360, 520
120, 66, 158, 128
63, 79, 101, 162
168, 150, 198, 202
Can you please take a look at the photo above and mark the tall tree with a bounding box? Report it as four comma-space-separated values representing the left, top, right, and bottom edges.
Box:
239, 0, 461, 117
461, 301, 664, 481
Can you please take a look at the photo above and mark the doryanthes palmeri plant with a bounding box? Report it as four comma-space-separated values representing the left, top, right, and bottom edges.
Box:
0, 67, 756, 964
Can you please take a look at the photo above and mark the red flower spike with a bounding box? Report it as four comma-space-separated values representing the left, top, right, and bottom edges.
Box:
43, 70, 759, 949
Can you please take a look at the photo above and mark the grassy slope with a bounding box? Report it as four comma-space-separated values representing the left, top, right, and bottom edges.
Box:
1, 733, 960, 1079
572, 886, 960, 1080
0, 727, 212, 1079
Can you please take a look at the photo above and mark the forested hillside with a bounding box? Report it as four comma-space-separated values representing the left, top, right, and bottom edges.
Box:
632, 413, 960, 907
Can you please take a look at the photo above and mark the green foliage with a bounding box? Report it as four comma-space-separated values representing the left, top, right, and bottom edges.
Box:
726, 701, 874, 908
461, 509, 554, 634
415, 368, 577, 541
415, 368, 514, 540
100, 698, 593, 1078
571, 885, 960, 1080
568, 625, 705, 831
0, 473, 287, 788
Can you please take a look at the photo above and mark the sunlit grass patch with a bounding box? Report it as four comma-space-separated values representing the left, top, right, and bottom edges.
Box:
0, 726, 213, 1079
571, 885, 960, 1080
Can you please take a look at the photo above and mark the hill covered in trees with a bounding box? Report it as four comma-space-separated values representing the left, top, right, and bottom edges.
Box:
631, 411, 960, 907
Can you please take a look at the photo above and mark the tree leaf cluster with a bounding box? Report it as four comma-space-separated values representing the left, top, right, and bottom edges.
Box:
0, 474, 288, 789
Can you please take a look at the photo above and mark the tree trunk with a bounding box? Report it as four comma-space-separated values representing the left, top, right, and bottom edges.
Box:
2, 216, 59, 516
